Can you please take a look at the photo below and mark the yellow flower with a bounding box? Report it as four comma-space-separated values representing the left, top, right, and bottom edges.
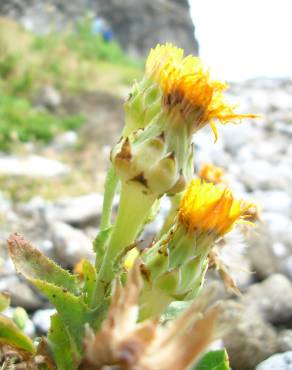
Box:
179, 179, 253, 237
146, 43, 258, 140
198, 163, 227, 185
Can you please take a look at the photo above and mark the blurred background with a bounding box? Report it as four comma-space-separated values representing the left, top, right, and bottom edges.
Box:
0, 1, 291, 370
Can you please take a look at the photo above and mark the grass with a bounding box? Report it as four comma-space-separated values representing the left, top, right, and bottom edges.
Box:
0, 95, 85, 151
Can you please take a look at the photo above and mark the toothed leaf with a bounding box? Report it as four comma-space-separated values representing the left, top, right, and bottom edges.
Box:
48, 313, 76, 370
8, 234, 79, 294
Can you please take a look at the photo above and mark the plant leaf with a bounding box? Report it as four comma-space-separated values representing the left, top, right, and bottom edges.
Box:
193, 349, 229, 370
7, 233, 79, 295
162, 300, 192, 322
0, 314, 35, 353
32, 279, 93, 353
48, 313, 76, 370
0, 292, 10, 312
82, 260, 97, 306
93, 226, 112, 270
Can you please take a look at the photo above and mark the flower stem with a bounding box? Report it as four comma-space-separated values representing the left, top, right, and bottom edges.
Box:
92, 183, 156, 307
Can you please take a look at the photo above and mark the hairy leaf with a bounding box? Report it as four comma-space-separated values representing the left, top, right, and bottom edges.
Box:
32, 279, 93, 352
48, 314, 76, 370
7, 233, 79, 294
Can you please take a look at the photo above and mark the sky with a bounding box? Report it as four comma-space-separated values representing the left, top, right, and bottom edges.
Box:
190, 0, 292, 81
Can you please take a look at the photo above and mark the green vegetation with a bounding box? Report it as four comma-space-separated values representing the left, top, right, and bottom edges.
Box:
0, 17, 142, 151
0, 95, 84, 150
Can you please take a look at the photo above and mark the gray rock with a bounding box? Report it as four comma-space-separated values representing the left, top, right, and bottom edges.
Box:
222, 301, 278, 370
252, 191, 291, 216
281, 257, 292, 281
2, 307, 35, 337
256, 352, 292, 370
0, 155, 69, 178
32, 308, 56, 333
241, 274, 292, 325
0, 276, 43, 310
50, 221, 94, 266
277, 330, 292, 352
36, 85, 62, 110
238, 160, 289, 191
0, 0, 198, 58
47, 193, 103, 226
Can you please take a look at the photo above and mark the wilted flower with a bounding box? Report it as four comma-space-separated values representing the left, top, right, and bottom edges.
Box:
81, 263, 222, 370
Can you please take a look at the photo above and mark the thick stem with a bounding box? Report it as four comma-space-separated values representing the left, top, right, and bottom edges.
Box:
92, 183, 156, 306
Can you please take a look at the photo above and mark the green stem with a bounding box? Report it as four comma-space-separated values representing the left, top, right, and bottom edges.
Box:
92, 183, 156, 306
99, 164, 119, 230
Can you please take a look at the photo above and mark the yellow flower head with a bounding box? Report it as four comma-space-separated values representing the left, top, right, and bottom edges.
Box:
146, 43, 258, 140
178, 179, 253, 237
198, 163, 227, 185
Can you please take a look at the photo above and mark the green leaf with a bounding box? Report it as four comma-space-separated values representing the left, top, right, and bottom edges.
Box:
93, 226, 112, 270
193, 349, 229, 370
0, 292, 10, 312
161, 300, 192, 322
32, 279, 93, 353
82, 260, 97, 306
8, 233, 79, 295
48, 313, 76, 370
13, 307, 28, 330
0, 314, 35, 353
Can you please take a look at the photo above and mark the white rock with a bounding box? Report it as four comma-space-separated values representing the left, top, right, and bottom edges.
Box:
256, 352, 292, 370
0, 276, 43, 310
47, 193, 104, 225
32, 308, 56, 333
238, 160, 289, 191
50, 221, 94, 266
252, 190, 291, 216
0, 155, 69, 177
262, 212, 292, 247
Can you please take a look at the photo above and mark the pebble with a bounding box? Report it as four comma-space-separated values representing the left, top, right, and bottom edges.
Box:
256, 352, 292, 370
50, 221, 94, 266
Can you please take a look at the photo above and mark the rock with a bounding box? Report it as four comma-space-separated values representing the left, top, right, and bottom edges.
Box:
263, 213, 292, 248
281, 257, 292, 281
32, 308, 56, 333
0, 276, 44, 310
255, 352, 292, 370
47, 193, 104, 226
221, 123, 256, 155
238, 160, 290, 191
2, 307, 35, 337
0, 155, 69, 178
53, 131, 78, 150
222, 300, 278, 370
50, 221, 94, 266
252, 191, 291, 216
277, 330, 292, 352
35, 85, 62, 110
241, 274, 292, 326
0, 0, 198, 57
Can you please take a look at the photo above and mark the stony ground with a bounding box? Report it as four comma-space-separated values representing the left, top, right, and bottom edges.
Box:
0, 78, 292, 370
